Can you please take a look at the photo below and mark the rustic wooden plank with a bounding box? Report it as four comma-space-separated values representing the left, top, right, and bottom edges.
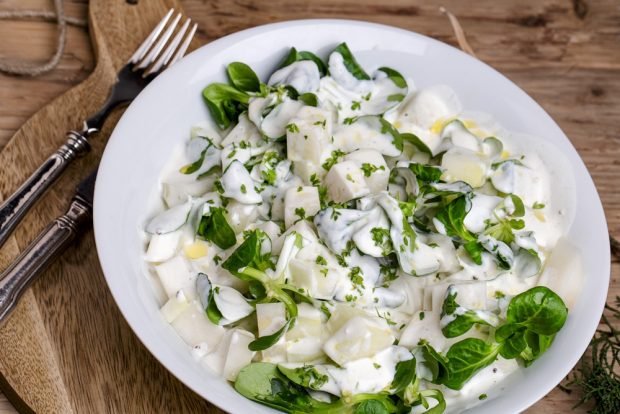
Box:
0, 0, 617, 412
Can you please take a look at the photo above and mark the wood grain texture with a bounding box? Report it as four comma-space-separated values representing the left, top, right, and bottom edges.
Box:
0, 0, 618, 413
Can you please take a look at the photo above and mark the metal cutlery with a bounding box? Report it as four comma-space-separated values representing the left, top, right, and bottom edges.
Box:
0, 8, 197, 251
0, 9, 197, 323
0, 170, 96, 323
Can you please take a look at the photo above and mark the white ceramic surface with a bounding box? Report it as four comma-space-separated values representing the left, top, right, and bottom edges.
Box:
93, 19, 610, 414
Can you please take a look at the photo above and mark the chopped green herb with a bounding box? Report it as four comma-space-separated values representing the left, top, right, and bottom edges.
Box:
360, 163, 385, 177
321, 149, 345, 171
315, 255, 327, 266
286, 123, 300, 133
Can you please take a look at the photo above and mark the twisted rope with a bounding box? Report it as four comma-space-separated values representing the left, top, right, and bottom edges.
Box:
0, 0, 87, 77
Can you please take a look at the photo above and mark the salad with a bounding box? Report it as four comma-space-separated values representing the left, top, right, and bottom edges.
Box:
142, 43, 575, 413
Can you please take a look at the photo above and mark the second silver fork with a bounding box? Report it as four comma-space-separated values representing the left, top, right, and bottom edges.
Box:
0, 8, 197, 250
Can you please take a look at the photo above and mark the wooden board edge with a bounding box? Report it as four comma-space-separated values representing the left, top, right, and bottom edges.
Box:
0, 374, 34, 414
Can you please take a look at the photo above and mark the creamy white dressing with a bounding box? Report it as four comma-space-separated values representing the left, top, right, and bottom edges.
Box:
141, 44, 580, 413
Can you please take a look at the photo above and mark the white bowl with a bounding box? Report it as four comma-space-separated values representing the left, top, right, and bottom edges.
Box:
94, 19, 609, 414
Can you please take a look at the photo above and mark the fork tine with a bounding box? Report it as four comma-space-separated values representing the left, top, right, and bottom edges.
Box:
168, 23, 197, 67
144, 18, 191, 76
128, 8, 174, 64
136, 12, 182, 70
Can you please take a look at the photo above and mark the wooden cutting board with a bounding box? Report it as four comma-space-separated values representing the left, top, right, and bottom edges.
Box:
0, 0, 223, 412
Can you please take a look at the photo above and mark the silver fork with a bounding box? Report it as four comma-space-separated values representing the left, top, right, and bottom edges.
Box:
0, 9, 197, 250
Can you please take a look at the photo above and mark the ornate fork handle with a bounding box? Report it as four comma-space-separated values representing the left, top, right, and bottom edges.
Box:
0, 125, 95, 249
0, 194, 92, 323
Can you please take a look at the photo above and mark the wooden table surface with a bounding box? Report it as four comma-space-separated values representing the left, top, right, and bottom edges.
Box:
0, 0, 618, 412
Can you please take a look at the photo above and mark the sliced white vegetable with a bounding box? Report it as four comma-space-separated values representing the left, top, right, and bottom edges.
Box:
399, 310, 445, 350
144, 230, 182, 263
323, 316, 394, 365
440, 119, 480, 152
425, 233, 460, 273
248, 95, 277, 129
376, 194, 435, 275
426, 281, 488, 313
289, 258, 344, 300
145, 200, 193, 235
326, 346, 412, 395
441, 147, 489, 188
154, 255, 196, 299
171, 301, 225, 348
213, 285, 254, 323
221, 113, 262, 147
286, 337, 325, 363
286, 303, 323, 340
389, 275, 427, 315
284, 186, 321, 228
293, 160, 325, 186
327, 51, 373, 93
261, 99, 305, 139
333, 116, 401, 157
325, 303, 368, 334
479, 235, 514, 268
268, 60, 321, 94
190, 121, 222, 145
256, 302, 287, 363
360, 68, 408, 115
160, 290, 190, 323
162, 178, 213, 208
344, 149, 389, 194
373, 287, 406, 308
203, 328, 255, 380
513, 249, 542, 278
352, 206, 390, 257
325, 160, 370, 203
394, 85, 462, 130
286, 106, 332, 165
314, 207, 369, 254
225, 201, 259, 234
464, 194, 503, 233
491, 160, 547, 208
220, 160, 262, 204
272, 232, 307, 281
409, 242, 441, 276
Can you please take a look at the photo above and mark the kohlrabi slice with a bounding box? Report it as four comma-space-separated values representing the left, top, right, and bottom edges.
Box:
145, 199, 193, 235
439, 119, 481, 152
333, 115, 402, 157
213, 285, 255, 323
514, 249, 542, 278
268, 60, 320, 94
260, 99, 305, 139
359, 67, 408, 115
220, 160, 262, 204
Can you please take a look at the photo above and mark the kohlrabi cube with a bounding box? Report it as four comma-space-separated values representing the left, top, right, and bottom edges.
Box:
154, 255, 196, 299
325, 160, 370, 203
286, 106, 332, 165
323, 316, 395, 365
144, 231, 182, 263
284, 186, 321, 228
160, 290, 190, 323
171, 301, 225, 348
256, 302, 287, 363
344, 149, 389, 194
